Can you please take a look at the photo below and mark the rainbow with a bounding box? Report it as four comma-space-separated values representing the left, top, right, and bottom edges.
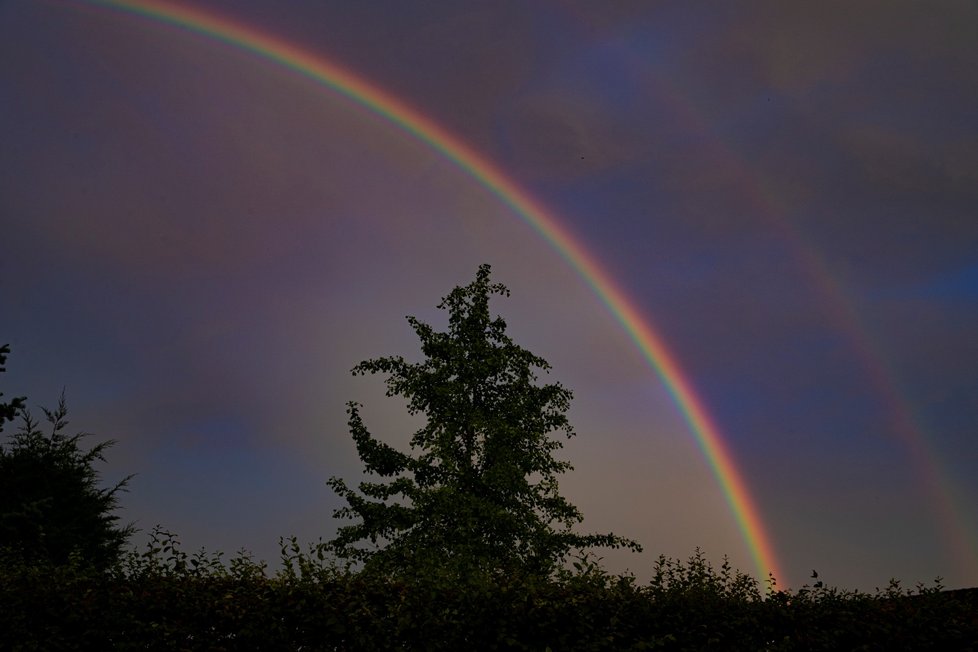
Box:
613, 52, 978, 581
75, 0, 784, 583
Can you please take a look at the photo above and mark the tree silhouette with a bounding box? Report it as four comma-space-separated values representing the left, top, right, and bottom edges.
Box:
0, 344, 26, 433
0, 393, 134, 570
327, 264, 640, 578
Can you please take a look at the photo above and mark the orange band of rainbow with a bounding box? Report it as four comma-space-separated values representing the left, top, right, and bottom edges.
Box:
76, 0, 784, 583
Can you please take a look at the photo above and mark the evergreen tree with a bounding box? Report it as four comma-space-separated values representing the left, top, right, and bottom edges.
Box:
327, 264, 640, 577
0, 393, 134, 570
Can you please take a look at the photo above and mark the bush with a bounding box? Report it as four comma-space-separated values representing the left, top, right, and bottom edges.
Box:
2, 535, 975, 651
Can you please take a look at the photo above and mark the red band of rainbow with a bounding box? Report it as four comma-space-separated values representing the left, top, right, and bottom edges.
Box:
74, 0, 785, 584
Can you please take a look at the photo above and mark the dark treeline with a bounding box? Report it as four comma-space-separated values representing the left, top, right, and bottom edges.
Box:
2, 269, 977, 650
2, 534, 976, 651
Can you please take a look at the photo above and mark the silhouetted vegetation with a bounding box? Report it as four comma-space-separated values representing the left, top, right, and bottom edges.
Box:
2, 533, 975, 650
327, 264, 639, 579
2, 271, 976, 650
0, 394, 135, 571
0, 344, 26, 432
0, 346, 134, 572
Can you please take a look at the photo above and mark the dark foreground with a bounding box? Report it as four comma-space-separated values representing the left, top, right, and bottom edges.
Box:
3, 550, 976, 652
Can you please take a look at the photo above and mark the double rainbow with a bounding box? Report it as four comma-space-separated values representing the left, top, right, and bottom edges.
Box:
76, 0, 784, 583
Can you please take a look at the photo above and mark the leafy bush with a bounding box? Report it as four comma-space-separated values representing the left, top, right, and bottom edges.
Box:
2, 533, 975, 651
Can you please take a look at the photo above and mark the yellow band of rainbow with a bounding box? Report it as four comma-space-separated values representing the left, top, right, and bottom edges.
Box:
76, 0, 784, 584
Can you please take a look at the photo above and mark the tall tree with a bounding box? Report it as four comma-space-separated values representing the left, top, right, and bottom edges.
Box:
0, 394, 134, 570
327, 264, 640, 577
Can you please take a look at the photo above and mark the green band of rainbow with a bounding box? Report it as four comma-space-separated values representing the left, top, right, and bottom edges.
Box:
78, 0, 784, 583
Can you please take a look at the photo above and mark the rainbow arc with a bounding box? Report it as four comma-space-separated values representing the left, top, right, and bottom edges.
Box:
78, 0, 785, 583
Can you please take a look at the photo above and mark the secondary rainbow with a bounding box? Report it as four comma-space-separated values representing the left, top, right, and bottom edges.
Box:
78, 0, 784, 583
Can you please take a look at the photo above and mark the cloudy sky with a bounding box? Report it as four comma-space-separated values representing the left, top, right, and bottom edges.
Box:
2, 0, 976, 591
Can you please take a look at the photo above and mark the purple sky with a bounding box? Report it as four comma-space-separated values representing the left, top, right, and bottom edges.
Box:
2, 0, 976, 590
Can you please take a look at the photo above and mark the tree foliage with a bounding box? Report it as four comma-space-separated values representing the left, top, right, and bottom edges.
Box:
0, 393, 134, 570
3, 533, 973, 650
0, 344, 26, 432
327, 264, 640, 578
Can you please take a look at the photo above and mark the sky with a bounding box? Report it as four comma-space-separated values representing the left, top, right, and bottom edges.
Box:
1, 0, 976, 591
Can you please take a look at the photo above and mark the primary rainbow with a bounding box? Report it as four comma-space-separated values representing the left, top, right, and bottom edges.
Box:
78, 0, 784, 583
